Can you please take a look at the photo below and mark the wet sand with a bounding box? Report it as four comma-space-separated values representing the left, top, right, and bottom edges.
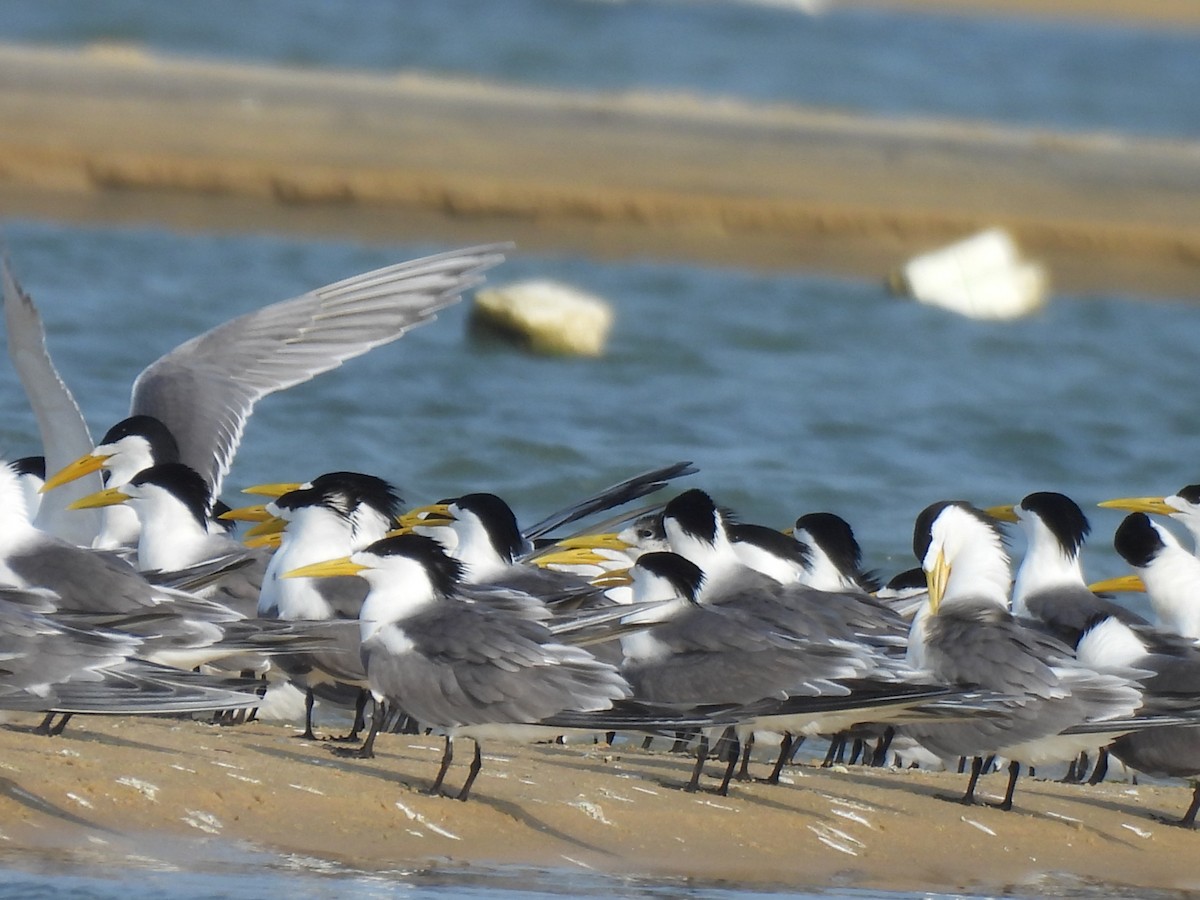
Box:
1, 42, 1199, 298
0, 712, 1197, 894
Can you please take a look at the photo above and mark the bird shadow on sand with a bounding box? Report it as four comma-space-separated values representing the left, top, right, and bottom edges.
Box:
0, 774, 120, 834
242, 740, 616, 857
534, 747, 848, 826
5, 722, 175, 756
841, 768, 1150, 848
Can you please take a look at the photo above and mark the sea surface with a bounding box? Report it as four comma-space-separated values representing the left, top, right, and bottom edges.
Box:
0, 1, 1198, 897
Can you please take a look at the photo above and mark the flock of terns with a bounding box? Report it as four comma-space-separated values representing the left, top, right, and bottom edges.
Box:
3, 243, 1200, 828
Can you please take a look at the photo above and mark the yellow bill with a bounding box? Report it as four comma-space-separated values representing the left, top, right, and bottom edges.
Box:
283, 557, 370, 579
67, 486, 130, 510
41, 452, 110, 493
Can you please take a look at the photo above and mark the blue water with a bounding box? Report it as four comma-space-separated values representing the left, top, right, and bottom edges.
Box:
0, 0, 1198, 138
1, 1, 1199, 897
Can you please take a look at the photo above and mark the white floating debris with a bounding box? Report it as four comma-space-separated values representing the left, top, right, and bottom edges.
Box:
830, 808, 873, 828
1044, 811, 1082, 825
395, 801, 461, 841
597, 788, 635, 804
890, 227, 1048, 320
66, 792, 93, 809
115, 777, 159, 802
569, 799, 614, 825
827, 795, 877, 813
807, 824, 860, 856
169, 765, 196, 775
561, 855, 596, 871
1121, 823, 1152, 839
470, 279, 615, 357
288, 784, 325, 796
182, 810, 223, 834
961, 816, 997, 836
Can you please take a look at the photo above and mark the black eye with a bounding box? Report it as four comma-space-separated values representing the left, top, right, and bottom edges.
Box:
638, 528, 652, 539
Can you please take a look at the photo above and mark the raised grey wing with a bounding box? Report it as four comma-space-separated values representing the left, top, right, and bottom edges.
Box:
130, 244, 509, 496
521, 461, 698, 542
2, 257, 102, 543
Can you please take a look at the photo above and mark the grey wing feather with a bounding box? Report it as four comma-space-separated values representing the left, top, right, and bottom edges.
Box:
2, 257, 102, 543
1110, 724, 1200, 779
1023, 585, 1151, 646
366, 605, 626, 728
130, 244, 509, 495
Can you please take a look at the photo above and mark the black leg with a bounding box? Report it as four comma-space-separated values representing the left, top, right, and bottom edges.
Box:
350, 698, 385, 759
736, 733, 755, 781
1175, 784, 1200, 829
34, 712, 58, 736
995, 760, 1020, 811
1087, 748, 1110, 785
1061, 756, 1080, 784
335, 689, 369, 742
785, 734, 805, 764
430, 734, 454, 795
764, 734, 793, 785
297, 688, 318, 741
822, 734, 845, 768
716, 728, 739, 796
456, 740, 483, 802
848, 738, 865, 766
871, 727, 895, 767
685, 735, 710, 792
49, 713, 73, 736
641, 735, 655, 751
958, 755, 984, 805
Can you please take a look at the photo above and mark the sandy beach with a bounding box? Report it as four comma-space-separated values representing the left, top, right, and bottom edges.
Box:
0, 40, 1198, 299
0, 712, 1197, 894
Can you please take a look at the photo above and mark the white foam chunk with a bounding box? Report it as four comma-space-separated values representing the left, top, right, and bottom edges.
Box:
471, 279, 615, 356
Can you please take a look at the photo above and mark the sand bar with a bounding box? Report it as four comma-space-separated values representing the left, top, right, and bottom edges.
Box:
845, 0, 1200, 28
0, 42, 1198, 298
0, 713, 1198, 894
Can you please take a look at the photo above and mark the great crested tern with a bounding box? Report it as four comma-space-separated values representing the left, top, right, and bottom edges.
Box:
1094, 512, 1200, 640
1100, 486, 1200, 553
1071, 614, 1200, 825
286, 533, 631, 801
0, 585, 262, 721
609, 551, 967, 793
902, 500, 1150, 810
34, 244, 508, 547
7, 457, 45, 524
790, 512, 883, 593
989, 491, 1151, 647
655, 490, 973, 788
0, 460, 334, 675
660, 490, 908, 653
258, 472, 403, 744
414, 492, 601, 603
